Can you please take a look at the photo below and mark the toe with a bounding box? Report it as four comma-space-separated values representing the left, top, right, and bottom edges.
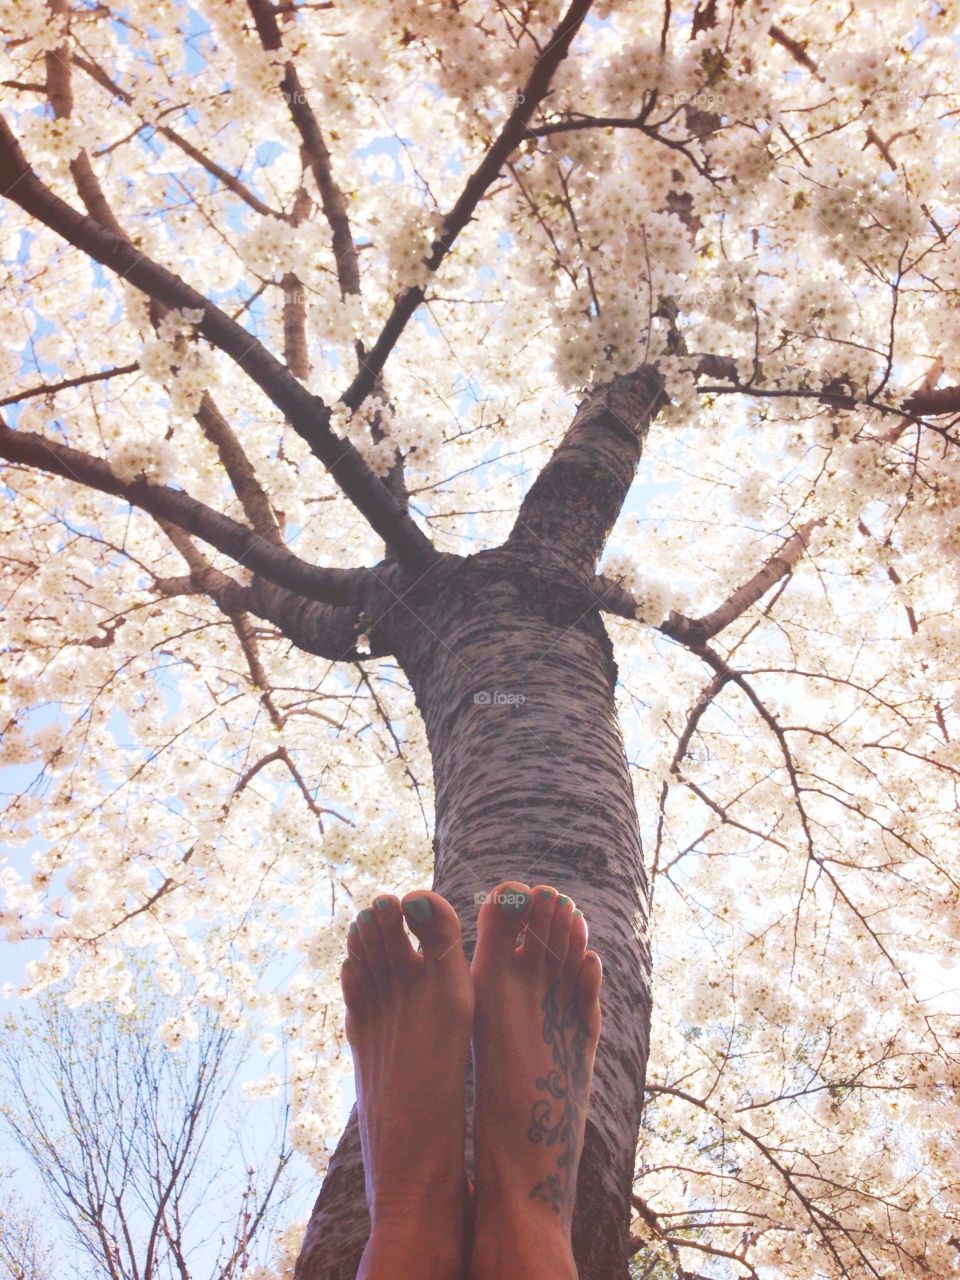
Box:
562, 908, 588, 984
347, 922, 376, 999
546, 894, 575, 975
357, 906, 390, 986
473, 880, 533, 970
373, 894, 419, 978
517, 885, 558, 968
401, 889, 463, 964
340, 956, 367, 1023
575, 950, 603, 1038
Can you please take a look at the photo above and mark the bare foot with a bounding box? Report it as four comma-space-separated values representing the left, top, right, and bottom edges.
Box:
470, 881, 602, 1280
341, 890, 474, 1280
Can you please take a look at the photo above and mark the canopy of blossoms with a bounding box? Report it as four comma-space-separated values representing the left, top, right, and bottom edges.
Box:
1, 1, 958, 1275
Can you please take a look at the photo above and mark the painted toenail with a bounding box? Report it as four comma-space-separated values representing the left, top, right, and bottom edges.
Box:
558, 896, 571, 908
537, 888, 553, 899
404, 897, 433, 922
359, 908, 374, 924
349, 921, 358, 934
498, 889, 531, 914
376, 897, 391, 911
573, 908, 583, 918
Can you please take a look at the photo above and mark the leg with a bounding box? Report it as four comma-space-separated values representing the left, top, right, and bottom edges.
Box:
469, 881, 603, 1280
341, 890, 474, 1280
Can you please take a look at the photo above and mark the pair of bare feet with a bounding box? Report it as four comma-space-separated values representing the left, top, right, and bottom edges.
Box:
340, 880, 602, 1280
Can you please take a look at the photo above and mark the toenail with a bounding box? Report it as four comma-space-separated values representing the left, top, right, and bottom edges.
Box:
558, 896, 571, 908
349, 921, 358, 934
573, 908, 583, 918
537, 888, 553, 899
498, 889, 531, 914
359, 908, 374, 924
404, 897, 433, 922
375, 897, 391, 911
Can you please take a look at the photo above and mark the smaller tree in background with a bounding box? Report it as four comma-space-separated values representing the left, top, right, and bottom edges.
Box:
0, 971, 302, 1280
0, 1173, 53, 1280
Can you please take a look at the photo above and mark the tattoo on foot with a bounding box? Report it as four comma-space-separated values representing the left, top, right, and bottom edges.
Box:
527, 980, 591, 1214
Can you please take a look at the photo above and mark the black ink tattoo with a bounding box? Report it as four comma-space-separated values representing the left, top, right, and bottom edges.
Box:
527, 980, 591, 1214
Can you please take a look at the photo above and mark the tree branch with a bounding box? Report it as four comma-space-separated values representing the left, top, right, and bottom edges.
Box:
0, 362, 139, 408
593, 518, 823, 646
0, 112, 436, 571
71, 53, 289, 222
340, 0, 595, 410
507, 364, 667, 576
247, 575, 379, 660
195, 394, 285, 547
0, 414, 368, 606
900, 382, 960, 416
154, 522, 387, 662
45, 32, 289, 554
242, 3, 412, 504
530, 112, 717, 181
245, 0, 361, 298
677, 518, 824, 642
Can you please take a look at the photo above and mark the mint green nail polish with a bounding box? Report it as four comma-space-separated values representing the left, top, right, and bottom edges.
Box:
349, 921, 358, 934
499, 889, 531, 914
573, 908, 583, 918
404, 897, 432, 923
359, 908, 373, 924
537, 888, 553, 899
376, 897, 391, 911
558, 896, 571, 908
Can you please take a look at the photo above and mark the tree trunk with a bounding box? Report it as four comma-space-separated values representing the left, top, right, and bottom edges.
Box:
296, 548, 651, 1280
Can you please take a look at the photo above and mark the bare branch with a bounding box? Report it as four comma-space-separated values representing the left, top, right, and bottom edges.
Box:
0, 362, 139, 408
687, 518, 824, 641
901, 382, 960, 416
195, 394, 285, 548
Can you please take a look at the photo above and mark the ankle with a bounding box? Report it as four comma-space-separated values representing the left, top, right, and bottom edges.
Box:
362, 1216, 464, 1280
368, 1169, 466, 1226
471, 1202, 577, 1280
472, 1161, 576, 1233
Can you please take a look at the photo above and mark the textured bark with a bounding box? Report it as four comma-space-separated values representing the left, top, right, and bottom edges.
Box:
297, 550, 650, 1280
508, 365, 666, 575
195, 395, 286, 548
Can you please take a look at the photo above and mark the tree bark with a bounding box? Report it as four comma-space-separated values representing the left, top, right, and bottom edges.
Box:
297, 549, 650, 1280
